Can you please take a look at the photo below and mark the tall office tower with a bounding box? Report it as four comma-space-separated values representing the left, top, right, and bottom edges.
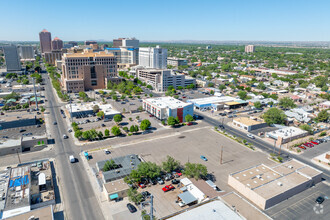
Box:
39, 29, 52, 53
68, 41, 78, 46
245, 45, 255, 53
139, 45, 167, 69
18, 46, 35, 60
3, 45, 22, 71
113, 38, 139, 48
84, 40, 97, 46
61, 50, 118, 92
52, 37, 63, 50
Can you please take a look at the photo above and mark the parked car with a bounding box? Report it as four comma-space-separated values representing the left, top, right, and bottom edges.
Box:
36, 124, 41, 128
303, 143, 313, 148
141, 191, 151, 198
104, 149, 111, 154
165, 173, 173, 181
63, 134, 68, 139
316, 196, 325, 204
157, 177, 164, 185
171, 179, 180, 184
138, 182, 146, 188
200, 155, 208, 161
150, 179, 157, 185
162, 184, 174, 192
298, 145, 306, 150
53, 121, 57, 125
127, 203, 137, 213
19, 129, 26, 133
187, 122, 193, 126
247, 134, 255, 139
218, 124, 225, 129
101, 124, 106, 127
310, 141, 319, 145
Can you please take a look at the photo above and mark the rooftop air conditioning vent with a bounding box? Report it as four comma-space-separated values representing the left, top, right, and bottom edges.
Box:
277, 182, 283, 186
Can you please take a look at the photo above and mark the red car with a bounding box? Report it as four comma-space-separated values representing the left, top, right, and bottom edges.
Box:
187, 122, 193, 126
138, 183, 146, 188
298, 145, 306, 150
149, 114, 153, 117
310, 141, 318, 145
182, 96, 186, 98
162, 184, 174, 192
303, 143, 313, 148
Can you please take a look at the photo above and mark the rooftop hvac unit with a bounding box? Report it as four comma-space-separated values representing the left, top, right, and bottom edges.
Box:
115, 170, 120, 173
277, 182, 283, 186
288, 165, 293, 169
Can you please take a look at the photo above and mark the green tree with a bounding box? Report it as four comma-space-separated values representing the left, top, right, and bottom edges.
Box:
130, 125, 139, 133
82, 131, 91, 140
96, 111, 104, 118
279, 97, 296, 109
237, 90, 247, 100
137, 162, 161, 179
111, 126, 121, 136
254, 101, 262, 109
114, 114, 123, 123
257, 82, 266, 90
140, 119, 151, 131
93, 105, 100, 113
263, 108, 286, 125
321, 85, 328, 92
185, 114, 194, 122
162, 156, 181, 173
112, 95, 118, 101
127, 187, 143, 204
218, 84, 226, 91
104, 129, 110, 137
79, 91, 87, 99
299, 124, 313, 135
103, 159, 119, 171
167, 116, 180, 126
183, 162, 208, 180
317, 110, 329, 122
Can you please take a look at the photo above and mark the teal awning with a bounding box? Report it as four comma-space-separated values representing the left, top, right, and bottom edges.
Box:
110, 193, 119, 200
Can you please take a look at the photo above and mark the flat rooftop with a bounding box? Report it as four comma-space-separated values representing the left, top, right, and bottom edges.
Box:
233, 117, 265, 126
104, 179, 129, 194
230, 159, 322, 200
0, 169, 11, 212
0, 111, 36, 123
96, 154, 141, 182
67, 102, 120, 115
163, 198, 243, 220
144, 97, 192, 109
266, 126, 308, 139
0, 139, 21, 149
187, 96, 238, 106
6, 205, 53, 220
63, 51, 114, 58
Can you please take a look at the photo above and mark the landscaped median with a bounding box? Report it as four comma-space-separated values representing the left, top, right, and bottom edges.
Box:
213, 127, 255, 151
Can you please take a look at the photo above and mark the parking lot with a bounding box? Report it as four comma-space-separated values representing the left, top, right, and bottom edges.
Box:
85, 126, 275, 218
265, 182, 330, 220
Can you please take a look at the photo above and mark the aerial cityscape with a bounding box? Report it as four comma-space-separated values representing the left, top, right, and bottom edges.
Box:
0, 1, 329, 220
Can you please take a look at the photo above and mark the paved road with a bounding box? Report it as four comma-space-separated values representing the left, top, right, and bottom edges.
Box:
43, 74, 104, 220
200, 113, 330, 181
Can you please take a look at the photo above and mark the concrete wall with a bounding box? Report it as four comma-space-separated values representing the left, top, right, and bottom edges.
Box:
22, 137, 48, 148
228, 175, 267, 210
0, 145, 22, 156
30, 199, 55, 210
0, 117, 37, 129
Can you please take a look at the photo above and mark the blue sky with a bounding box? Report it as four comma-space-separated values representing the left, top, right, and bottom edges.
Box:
1, 0, 329, 41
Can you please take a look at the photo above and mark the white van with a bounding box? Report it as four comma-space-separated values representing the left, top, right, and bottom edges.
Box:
69, 155, 75, 163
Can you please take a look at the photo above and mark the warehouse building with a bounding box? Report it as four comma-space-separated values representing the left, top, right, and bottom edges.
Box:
228, 159, 322, 210
187, 96, 248, 110
143, 97, 194, 122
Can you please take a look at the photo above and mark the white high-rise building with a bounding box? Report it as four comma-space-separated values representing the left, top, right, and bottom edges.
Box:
245, 45, 255, 53
139, 46, 167, 69
3, 45, 22, 71
18, 46, 35, 60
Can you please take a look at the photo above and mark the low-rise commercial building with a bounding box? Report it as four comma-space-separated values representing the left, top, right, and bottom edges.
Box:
137, 69, 195, 92
96, 154, 141, 183
266, 126, 308, 144
228, 159, 322, 210
0, 112, 37, 130
248, 67, 298, 76
187, 96, 248, 110
1, 160, 55, 218
143, 97, 194, 122
67, 102, 120, 118
233, 117, 267, 132
103, 179, 130, 202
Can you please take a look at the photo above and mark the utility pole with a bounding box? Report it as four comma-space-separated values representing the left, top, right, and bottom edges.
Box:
220, 146, 224, 165
141, 194, 154, 220
16, 149, 21, 164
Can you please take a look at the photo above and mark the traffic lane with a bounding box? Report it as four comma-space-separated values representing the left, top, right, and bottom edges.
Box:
46, 77, 104, 220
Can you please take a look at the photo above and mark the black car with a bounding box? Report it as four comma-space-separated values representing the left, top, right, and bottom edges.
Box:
141, 191, 151, 198
316, 196, 325, 204
19, 129, 26, 133
53, 122, 57, 125
101, 124, 106, 127
218, 124, 225, 129
171, 179, 180, 184
127, 203, 137, 213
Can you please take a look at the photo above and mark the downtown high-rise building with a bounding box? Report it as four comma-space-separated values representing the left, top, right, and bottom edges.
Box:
39, 29, 52, 53
52, 37, 63, 50
3, 45, 22, 71
139, 45, 167, 69
18, 45, 35, 60
112, 38, 139, 48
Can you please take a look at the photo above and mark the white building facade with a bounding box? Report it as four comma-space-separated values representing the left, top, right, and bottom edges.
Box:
3, 45, 22, 71
139, 46, 167, 69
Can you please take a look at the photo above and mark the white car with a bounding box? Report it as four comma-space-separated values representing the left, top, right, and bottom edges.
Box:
247, 134, 255, 139
69, 155, 75, 163
63, 134, 68, 139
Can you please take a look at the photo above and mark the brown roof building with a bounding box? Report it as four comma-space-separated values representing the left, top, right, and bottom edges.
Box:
51, 37, 63, 50
39, 29, 52, 53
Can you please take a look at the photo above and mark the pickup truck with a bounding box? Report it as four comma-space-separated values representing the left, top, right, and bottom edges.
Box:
162, 184, 174, 192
